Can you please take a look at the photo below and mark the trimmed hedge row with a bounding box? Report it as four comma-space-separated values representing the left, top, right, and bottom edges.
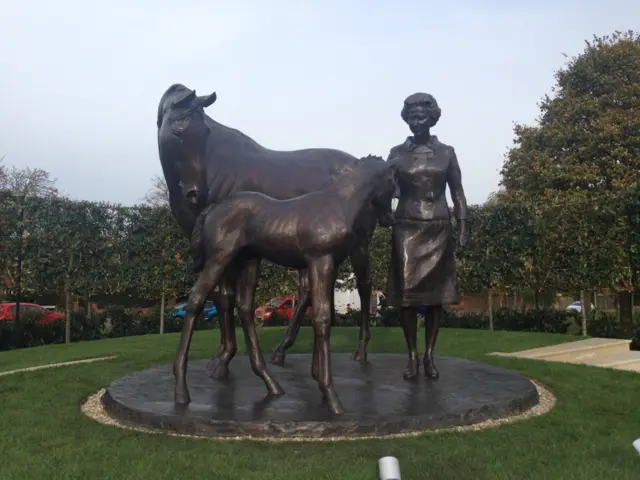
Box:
0, 306, 218, 351
1, 306, 638, 351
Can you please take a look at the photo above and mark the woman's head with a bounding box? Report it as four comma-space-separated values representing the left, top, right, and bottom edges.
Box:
401, 92, 441, 136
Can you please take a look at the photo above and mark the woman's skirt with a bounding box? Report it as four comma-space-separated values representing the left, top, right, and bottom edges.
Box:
386, 219, 460, 307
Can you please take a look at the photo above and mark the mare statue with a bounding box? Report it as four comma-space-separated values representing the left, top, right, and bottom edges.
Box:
174, 156, 398, 415
157, 84, 389, 378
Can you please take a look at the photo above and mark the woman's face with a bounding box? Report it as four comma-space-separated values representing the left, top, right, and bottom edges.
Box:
406, 104, 432, 136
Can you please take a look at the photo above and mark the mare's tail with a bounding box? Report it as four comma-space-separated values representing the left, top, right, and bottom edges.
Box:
190, 203, 216, 274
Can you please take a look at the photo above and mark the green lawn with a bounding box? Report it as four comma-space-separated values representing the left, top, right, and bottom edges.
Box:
1, 327, 639, 480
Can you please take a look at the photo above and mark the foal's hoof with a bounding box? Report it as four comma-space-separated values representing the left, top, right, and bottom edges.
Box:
323, 390, 346, 416
266, 380, 285, 396
351, 343, 368, 363
271, 350, 286, 367
174, 387, 191, 405
403, 356, 420, 381
423, 356, 440, 380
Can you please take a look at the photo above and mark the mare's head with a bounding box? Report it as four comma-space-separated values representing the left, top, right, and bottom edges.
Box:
331, 155, 398, 227
157, 84, 218, 205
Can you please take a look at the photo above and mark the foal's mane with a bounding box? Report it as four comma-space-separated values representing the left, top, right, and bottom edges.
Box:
327, 154, 386, 182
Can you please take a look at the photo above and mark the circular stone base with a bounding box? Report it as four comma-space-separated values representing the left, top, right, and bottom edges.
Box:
102, 354, 538, 439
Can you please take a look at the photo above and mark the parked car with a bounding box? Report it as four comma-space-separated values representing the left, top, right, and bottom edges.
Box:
172, 301, 218, 321
0, 302, 66, 324
566, 301, 594, 313
254, 297, 312, 324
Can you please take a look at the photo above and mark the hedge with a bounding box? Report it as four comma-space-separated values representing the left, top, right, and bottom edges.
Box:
1, 306, 638, 351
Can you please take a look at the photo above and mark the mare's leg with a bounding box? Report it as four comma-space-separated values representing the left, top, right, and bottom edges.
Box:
399, 306, 420, 380
423, 305, 442, 379
271, 269, 310, 366
236, 259, 284, 395
174, 260, 227, 404
207, 287, 224, 362
350, 244, 372, 362
208, 271, 239, 380
309, 256, 345, 415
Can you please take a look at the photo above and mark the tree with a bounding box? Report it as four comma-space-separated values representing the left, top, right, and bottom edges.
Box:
121, 205, 191, 333
500, 30, 640, 324
0, 161, 58, 321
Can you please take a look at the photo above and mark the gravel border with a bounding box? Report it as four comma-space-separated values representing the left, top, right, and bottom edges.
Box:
0, 355, 117, 377
80, 378, 556, 443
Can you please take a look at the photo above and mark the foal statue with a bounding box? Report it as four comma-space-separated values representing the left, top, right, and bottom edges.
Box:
174, 156, 398, 415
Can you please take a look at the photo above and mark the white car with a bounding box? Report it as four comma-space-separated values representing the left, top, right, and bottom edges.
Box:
566, 301, 594, 313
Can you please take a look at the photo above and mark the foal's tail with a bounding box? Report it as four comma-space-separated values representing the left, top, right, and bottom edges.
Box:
190, 203, 216, 274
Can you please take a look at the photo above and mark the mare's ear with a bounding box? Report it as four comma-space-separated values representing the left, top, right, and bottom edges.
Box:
172, 90, 196, 109
196, 92, 217, 108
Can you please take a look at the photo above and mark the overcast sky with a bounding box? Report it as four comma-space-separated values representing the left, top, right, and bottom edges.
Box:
1, 1, 637, 206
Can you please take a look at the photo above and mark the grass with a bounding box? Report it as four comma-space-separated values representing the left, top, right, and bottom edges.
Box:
0, 327, 639, 479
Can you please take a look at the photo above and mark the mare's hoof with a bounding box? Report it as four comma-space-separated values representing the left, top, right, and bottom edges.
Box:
175, 388, 191, 405
271, 351, 285, 367
209, 363, 230, 381
351, 344, 368, 363
423, 356, 440, 380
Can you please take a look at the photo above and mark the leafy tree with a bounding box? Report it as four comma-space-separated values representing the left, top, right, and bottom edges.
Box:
120, 205, 191, 333
500, 30, 640, 324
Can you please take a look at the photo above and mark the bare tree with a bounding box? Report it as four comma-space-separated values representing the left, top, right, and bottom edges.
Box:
0, 159, 58, 198
143, 174, 170, 207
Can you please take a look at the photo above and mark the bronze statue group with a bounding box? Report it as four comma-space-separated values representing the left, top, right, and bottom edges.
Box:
157, 86, 468, 415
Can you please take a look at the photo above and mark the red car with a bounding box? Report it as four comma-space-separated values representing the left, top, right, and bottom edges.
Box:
0, 303, 65, 324
254, 296, 312, 324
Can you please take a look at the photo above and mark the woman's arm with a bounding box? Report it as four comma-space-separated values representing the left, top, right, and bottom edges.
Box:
447, 148, 469, 247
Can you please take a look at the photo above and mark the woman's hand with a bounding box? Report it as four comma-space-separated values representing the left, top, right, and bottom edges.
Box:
457, 219, 469, 249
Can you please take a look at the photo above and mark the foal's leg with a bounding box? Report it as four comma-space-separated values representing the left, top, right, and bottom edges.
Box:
309, 256, 345, 415
208, 272, 239, 380
236, 259, 284, 395
350, 243, 372, 362
174, 260, 228, 405
271, 269, 310, 366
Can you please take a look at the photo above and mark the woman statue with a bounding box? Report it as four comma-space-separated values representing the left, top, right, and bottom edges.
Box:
386, 92, 468, 380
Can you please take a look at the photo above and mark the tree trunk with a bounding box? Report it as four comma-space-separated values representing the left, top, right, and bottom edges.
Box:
513, 291, 518, 310
85, 291, 91, 321
488, 290, 494, 331
159, 289, 166, 335
65, 289, 72, 344
64, 253, 74, 344
619, 291, 633, 327
580, 290, 588, 337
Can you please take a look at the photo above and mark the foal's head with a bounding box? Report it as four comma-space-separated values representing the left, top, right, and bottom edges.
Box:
330, 155, 398, 227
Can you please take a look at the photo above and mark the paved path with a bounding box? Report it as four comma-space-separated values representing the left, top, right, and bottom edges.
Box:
0, 355, 117, 377
489, 338, 640, 372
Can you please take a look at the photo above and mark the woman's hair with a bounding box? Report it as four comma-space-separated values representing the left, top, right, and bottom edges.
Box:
400, 92, 442, 127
